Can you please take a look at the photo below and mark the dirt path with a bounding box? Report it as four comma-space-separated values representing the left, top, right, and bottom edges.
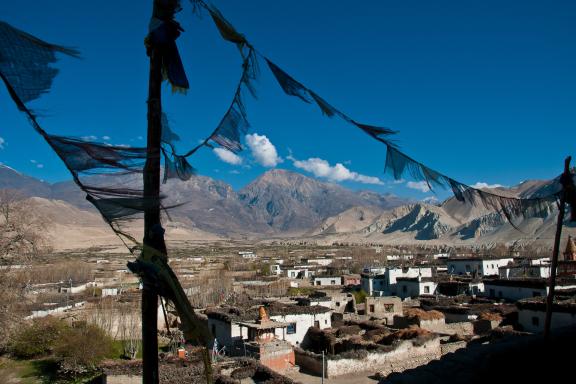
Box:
284, 369, 379, 384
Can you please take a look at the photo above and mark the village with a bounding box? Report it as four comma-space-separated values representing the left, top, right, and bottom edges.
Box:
5, 236, 574, 383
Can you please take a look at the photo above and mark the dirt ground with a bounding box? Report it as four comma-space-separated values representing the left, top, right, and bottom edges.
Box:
284, 369, 379, 384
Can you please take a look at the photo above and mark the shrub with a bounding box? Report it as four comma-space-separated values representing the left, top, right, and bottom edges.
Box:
10, 316, 67, 359
53, 322, 113, 375
352, 289, 368, 304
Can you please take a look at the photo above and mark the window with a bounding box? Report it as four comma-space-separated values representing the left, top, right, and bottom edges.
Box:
287, 323, 297, 334
424, 286, 430, 294
532, 316, 539, 327
314, 320, 320, 328
316, 281, 321, 286
369, 304, 375, 313
465, 265, 471, 272
336, 302, 341, 307
325, 319, 328, 325
331, 280, 336, 285
384, 304, 394, 312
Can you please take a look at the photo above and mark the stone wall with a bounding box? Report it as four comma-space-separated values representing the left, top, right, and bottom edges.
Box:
473, 319, 501, 334
296, 338, 441, 378
326, 338, 441, 378
440, 341, 467, 355
418, 318, 446, 333
294, 349, 324, 376
107, 375, 141, 384
443, 321, 475, 336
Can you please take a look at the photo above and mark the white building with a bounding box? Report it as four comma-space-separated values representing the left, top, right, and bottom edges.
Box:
239, 251, 257, 259
387, 254, 414, 261
102, 288, 119, 297
447, 257, 513, 277
361, 267, 433, 296
59, 281, 97, 294
517, 297, 576, 333
499, 265, 550, 279
306, 258, 334, 266
207, 304, 331, 349
286, 266, 312, 279
271, 264, 282, 275
396, 277, 438, 299
313, 276, 343, 286
484, 279, 576, 301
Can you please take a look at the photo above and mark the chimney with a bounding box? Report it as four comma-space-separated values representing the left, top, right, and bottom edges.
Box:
257, 306, 270, 324
564, 236, 576, 261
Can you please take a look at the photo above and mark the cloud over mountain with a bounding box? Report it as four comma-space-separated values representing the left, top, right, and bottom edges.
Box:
290, 156, 383, 185
213, 148, 243, 165
245, 133, 282, 167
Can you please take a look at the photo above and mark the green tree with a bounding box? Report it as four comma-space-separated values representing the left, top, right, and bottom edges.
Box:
9, 316, 67, 359
352, 289, 368, 304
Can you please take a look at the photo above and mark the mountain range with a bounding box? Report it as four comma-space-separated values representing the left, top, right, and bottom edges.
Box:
1, 164, 573, 250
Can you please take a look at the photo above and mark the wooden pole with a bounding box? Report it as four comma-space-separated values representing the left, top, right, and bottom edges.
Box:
142, 1, 167, 381
543, 156, 571, 339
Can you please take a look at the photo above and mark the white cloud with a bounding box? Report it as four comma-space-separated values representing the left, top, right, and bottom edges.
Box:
30, 160, 44, 169
292, 157, 384, 185
471, 182, 503, 189
81, 135, 98, 141
0, 136, 5, 149
245, 133, 282, 167
102, 136, 111, 141
407, 181, 431, 192
229, 170, 241, 175
213, 148, 243, 165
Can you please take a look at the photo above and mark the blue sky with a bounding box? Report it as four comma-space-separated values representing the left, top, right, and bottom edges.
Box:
0, 0, 574, 200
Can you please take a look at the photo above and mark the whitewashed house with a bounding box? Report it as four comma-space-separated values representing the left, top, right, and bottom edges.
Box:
207, 303, 332, 350
285, 266, 312, 279
483, 279, 576, 301
517, 297, 576, 333
447, 257, 513, 277
313, 276, 343, 286
361, 266, 433, 296
239, 251, 257, 259
396, 277, 438, 299
499, 264, 550, 279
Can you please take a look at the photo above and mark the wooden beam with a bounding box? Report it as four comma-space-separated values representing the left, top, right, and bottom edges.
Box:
544, 156, 571, 339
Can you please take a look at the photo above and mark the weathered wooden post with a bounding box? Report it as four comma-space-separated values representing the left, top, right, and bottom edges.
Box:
141, 1, 168, 382
543, 156, 571, 339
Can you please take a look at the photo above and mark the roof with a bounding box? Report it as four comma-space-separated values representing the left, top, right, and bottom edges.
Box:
517, 296, 576, 314
447, 257, 513, 262
396, 277, 437, 283
483, 278, 548, 289
237, 320, 289, 329
206, 301, 331, 322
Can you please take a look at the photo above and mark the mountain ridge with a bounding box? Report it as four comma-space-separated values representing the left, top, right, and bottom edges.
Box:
1, 164, 573, 249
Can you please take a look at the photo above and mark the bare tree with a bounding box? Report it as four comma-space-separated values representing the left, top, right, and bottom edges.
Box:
0, 189, 46, 263
0, 189, 47, 351
118, 301, 142, 359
